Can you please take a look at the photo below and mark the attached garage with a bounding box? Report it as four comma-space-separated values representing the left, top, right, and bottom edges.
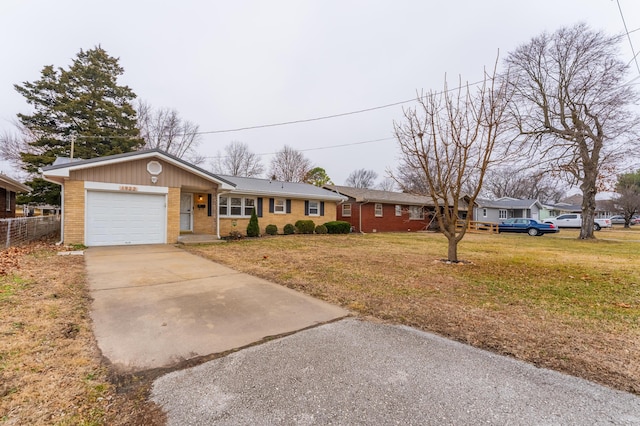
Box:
86, 190, 166, 246
40, 149, 236, 247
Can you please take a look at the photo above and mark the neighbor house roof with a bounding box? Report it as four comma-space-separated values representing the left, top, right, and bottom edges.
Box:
324, 185, 435, 206
221, 175, 346, 201
0, 174, 32, 193
40, 149, 235, 189
475, 197, 542, 210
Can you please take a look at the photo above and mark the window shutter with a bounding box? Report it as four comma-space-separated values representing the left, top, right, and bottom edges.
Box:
304, 200, 309, 216
320, 201, 325, 216
286, 199, 292, 214
269, 198, 275, 213
207, 194, 212, 217
257, 198, 263, 217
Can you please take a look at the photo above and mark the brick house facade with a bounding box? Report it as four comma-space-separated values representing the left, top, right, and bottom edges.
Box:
0, 175, 32, 218
324, 185, 434, 233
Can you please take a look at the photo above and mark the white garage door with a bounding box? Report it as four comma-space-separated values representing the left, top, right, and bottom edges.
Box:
86, 191, 166, 246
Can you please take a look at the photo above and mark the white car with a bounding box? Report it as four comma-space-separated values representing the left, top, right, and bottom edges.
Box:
544, 214, 611, 231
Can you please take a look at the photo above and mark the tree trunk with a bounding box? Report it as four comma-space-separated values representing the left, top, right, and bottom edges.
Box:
579, 170, 597, 240
447, 235, 458, 262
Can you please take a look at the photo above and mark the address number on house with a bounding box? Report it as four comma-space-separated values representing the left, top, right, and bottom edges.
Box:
119, 185, 138, 192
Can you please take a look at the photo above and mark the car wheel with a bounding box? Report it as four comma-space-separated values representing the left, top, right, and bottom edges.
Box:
594, 223, 601, 231
527, 228, 539, 236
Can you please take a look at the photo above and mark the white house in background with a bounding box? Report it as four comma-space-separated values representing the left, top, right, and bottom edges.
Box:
474, 197, 543, 222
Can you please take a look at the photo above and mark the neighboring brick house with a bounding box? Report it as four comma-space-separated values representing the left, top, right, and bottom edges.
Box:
324, 185, 435, 233
0, 174, 32, 218
217, 175, 345, 236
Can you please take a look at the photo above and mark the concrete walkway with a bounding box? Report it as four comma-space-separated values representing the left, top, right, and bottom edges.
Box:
84, 245, 348, 372
152, 319, 640, 425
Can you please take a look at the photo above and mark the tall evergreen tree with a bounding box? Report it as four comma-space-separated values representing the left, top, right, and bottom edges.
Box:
14, 46, 144, 204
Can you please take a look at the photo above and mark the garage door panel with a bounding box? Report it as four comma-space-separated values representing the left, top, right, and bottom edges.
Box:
86, 191, 166, 246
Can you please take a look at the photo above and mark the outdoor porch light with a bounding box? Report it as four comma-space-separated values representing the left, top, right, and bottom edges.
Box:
198, 195, 203, 202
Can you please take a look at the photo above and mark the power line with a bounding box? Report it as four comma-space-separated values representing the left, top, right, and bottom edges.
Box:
205, 137, 395, 159
617, 0, 640, 76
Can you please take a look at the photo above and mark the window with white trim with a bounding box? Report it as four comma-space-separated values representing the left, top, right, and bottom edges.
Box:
274, 198, 285, 214
482, 208, 487, 218
5, 191, 10, 212
409, 206, 424, 220
499, 209, 508, 219
375, 203, 383, 217
308, 200, 320, 216
395, 205, 402, 216
219, 196, 256, 217
342, 203, 351, 217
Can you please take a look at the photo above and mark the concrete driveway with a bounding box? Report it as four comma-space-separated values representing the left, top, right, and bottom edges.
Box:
152, 319, 640, 425
84, 244, 348, 372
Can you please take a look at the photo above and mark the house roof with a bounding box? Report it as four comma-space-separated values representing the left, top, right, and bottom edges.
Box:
0, 174, 32, 193
476, 197, 542, 210
40, 149, 235, 190
324, 185, 435, 206
221, 175, 346, 201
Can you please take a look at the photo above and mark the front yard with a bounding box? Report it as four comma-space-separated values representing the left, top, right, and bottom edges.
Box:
187, 229, 640, 394
0, 244, 163, 425
1, 229, 638, 424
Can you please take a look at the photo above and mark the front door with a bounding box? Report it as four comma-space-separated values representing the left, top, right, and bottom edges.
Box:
180, 193, 193, 232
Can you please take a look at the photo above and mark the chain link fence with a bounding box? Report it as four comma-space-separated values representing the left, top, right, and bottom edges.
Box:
0, 216, 61, 248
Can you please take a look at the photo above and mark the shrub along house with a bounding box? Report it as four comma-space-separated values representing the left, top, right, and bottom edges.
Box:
217, 175, 345, 236
324, 185, 435, 233
0, 174, 32, 218
41, 149, 345, 246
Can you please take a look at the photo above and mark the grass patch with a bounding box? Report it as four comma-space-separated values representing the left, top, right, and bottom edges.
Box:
188, 230, 640, 394
0, 243, 164, 425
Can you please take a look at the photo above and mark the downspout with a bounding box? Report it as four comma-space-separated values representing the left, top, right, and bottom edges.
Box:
215, 189, 232, 239
57, 181, 64, 245
216, 191, 221, 240
359, 201, 369, 234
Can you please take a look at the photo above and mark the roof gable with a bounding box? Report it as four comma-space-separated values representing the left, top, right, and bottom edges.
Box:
0, 174, 31, 193
41, 149, 235, 189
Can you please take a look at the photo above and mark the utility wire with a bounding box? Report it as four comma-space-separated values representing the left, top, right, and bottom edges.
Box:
76, 79, 485, 140
205, 137, 395, 159
617, 0, 640, 76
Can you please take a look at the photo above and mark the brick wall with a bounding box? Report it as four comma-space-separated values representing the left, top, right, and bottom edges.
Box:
219, 198, 338, 236
337, 201, 430, 233
192, 192, 216, 235
0, 189, 16, 219
63, 180, 85, 244
166, 187, 181, 243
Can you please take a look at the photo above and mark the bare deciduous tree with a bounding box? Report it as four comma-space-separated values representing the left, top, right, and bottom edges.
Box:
506, 23, 639, 239
136, 100, 204, 165
483, 167, 565, 203
377, 177, 397, 192
268, 145, 312, 182
393, 64, 513, 262
345, 169, 378, 188
212, 140, 264, 177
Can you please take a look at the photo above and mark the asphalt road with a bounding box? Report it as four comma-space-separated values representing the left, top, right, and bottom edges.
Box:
151, 319, 640, 425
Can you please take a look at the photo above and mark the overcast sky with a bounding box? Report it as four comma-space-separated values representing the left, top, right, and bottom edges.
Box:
1, 0, 639, 186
